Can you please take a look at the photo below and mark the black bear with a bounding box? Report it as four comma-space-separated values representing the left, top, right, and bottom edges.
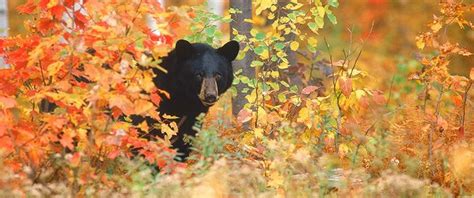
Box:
131, 39, 239, 161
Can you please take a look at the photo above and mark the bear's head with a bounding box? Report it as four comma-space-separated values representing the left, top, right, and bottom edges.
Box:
170, 39, 240, 107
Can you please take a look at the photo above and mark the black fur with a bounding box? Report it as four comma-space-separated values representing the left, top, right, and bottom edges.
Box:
131, 40, 239, 161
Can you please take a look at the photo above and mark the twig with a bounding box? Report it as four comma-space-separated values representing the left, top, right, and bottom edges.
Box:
351, 121, 376, 165
460, 81, 472, 136
386, 75, 395, 107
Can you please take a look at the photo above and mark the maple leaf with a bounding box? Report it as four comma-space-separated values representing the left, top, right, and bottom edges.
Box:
17, 0, 37, 14
38, 0, 50, 9
150, 92, 161, 106
60, 134, 75, 150
50, 5, 66, 19
74, 11, 88, 29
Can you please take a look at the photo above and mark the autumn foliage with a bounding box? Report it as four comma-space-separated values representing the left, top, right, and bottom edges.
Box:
1, 0, 474, 197
0, 0, 193, 188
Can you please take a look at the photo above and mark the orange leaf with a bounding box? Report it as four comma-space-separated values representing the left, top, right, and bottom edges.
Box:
109, 95, 134, 115
60, 134, 74, 150
150, 92, 162, 106
372, 91, 386, 105
38, 0, 50, 9
339, 77, 352, 97
0, 96, 17, 109
452, 95, 462, 107
237, 108, 252, 124
69, 152, 81, 167
107, 149, 121, 160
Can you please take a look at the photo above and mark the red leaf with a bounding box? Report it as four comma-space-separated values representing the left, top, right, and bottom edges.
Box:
38, 0, 50, 9
74, 11, 88, 29
38, 18, 55, 34
64, 0, 75, 8
301, 86, 319, 95
111, 107, 123, 120
17, 0, 36, 14
50, 5, 66, 19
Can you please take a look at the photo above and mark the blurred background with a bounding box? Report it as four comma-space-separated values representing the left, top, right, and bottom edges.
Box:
4, 0, 474, 81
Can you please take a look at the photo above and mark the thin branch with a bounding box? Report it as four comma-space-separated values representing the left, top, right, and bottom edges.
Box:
460, 81, 472, 136
386, 75, 396, 107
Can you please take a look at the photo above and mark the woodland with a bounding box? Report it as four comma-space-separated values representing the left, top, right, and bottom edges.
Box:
0, 0, 473, 197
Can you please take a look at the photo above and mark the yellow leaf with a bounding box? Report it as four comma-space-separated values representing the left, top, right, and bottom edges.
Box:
133, 99, 154, 115
245, 90, 257, 103
308, 37, 318, 47
244, 18, 255, 24
297, 107, 311, 128
317, 6, 325, 17
431, 22, 442, 33
278, 61, 289, 69
47, 0, 58, 8
47, 61, 64, 76
256, 0, 277, 15
338, 144, 350, 158
253, 128, 264, 139
416, 37, 425, 49
268, 172, 284, 188
290, 41, 299, 51
161, 122, 178, 142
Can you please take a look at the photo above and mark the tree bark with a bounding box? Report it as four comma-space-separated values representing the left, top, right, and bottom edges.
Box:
230, 0, 254, 118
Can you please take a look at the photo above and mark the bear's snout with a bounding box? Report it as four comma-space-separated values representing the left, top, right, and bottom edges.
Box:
199, 77, 219, 106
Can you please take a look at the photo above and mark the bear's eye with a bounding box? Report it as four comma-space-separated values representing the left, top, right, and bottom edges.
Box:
215, 73, 222, 81
195, 73, 203, 81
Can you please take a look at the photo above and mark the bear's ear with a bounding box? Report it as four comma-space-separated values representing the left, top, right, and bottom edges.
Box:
217, 40, 240, 62
175, 39, 194, 60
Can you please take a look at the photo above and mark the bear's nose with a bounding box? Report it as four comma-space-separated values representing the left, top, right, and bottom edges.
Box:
205, 95, 217, 103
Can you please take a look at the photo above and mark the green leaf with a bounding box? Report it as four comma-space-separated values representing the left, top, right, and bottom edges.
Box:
256, 32, 265, 41
315, 16, 324, 28
327, 11, 337, 25
308, 22, 318, 33
274, 42, 285, 50
250, 60, 264, 67
205, 26, 216, 36
254, 45, 267, 55
328, 0, 339, 8
278, 93, 287, 103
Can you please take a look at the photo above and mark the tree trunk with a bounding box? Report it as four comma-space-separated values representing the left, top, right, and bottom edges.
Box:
0, 0, 8, 69
278, 0, 301, 86
230, 0, 254, 118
